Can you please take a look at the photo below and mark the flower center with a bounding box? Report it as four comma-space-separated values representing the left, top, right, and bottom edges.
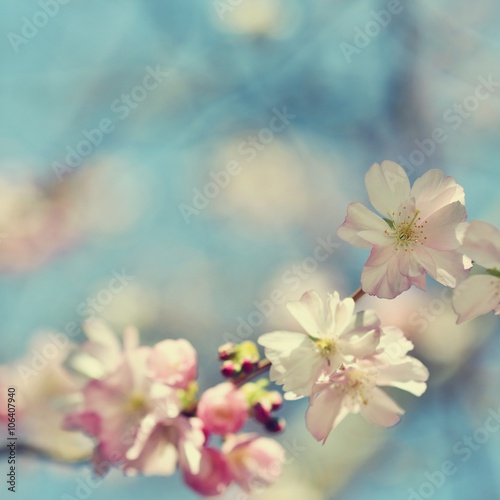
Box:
126, 393, 148, 414
315, 338, 335, 358
339, 367, 374, 405
384, 208, 427, 251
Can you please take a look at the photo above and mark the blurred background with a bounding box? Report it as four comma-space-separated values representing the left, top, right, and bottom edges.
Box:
1, 0, 499, 498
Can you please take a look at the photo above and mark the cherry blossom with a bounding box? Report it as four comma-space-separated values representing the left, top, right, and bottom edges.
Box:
148, 338, 197, 389
306, 326, 429, 442
197, 382, 249, 436
222, 433, 285, 492
258, 290, 381, 397
453, 220, 500, 323
337, 161, 468, 299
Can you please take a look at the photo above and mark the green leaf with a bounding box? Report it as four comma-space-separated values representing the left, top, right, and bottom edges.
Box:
383, 218, 395, 230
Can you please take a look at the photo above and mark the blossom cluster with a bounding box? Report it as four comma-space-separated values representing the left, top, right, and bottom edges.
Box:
337, 161, 499, 321
64, 321, 285, 497
258, 290, 429, 442
1, 161, 498, 497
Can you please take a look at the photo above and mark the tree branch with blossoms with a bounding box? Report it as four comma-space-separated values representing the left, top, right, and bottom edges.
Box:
2, 161, 499, 497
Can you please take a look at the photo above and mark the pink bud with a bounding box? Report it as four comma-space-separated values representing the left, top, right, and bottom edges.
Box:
241, 358, 256, 374
218, 343, 236, 361
265, 417, 286, 433
253, 401, 271, 424
197, 383, 249, 436
221, 361, 237, 378
269, 392, 283, 411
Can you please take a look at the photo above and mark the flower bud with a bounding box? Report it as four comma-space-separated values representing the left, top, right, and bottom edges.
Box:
265, 417, 286, 433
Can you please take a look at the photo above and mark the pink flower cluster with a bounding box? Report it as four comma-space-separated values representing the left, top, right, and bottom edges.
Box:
337, 160, 500, 324
65, 321, 284, 497
259, 290, 429, 442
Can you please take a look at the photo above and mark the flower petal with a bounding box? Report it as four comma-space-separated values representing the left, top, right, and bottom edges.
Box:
411, 169, 465, 220
361, 245, 414, 299
365, 161, 410, 216
360, 387, 404, 427
326, 292, 355, 336
306, 384, 346, 443
424, 202, 467, 251
337, 202, 390, 248
461, 220, 500, 269
453, 274, 500, 323
414, 246, 468, 288
286, 291, 325, 338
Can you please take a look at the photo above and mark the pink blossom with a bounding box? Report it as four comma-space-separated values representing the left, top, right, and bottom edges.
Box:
337, 161, 468, 299
197, 383, 249, 436
182, 446, 232, 496
147, 338, 197, 389
222, 434, 285, 492
306, 326, 428, 442
453, 220, 500, 323
258, 290, 381, 397
123, 414, 205, 477
65, 345, 183, 471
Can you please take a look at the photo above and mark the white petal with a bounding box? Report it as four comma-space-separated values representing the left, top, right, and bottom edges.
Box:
259, 331, 324, 396
258, 331, 307, 351
424, 202, 467, 251
414, 246, 468, 288
340, 329, 380, 359
286, 291, 325, 338
376, 358, 429, 396
411, 169, 465, 220
360, 387, 404, 427
327, 293, 355, 336
461, 220, 500, 269
306, 385, 346, 443
365, 161, 410, 216
453, 274, 500, 323
337, 202, 390, 248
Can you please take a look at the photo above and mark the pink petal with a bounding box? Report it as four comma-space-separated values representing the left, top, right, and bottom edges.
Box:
148, 339, 197, 388
414, 246, 468, 288
424, 202, 467, 251
361, 245, 414, 299
461, 220, 500, 269
182, 447, 231, 496
306, 384, 346, 442
453, 274, 500, 323
337, 202, 390, 248
359, 387, 404, 427
411, 169, 465, 220
64, 411, 101, 436
365, 161, 410, 216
